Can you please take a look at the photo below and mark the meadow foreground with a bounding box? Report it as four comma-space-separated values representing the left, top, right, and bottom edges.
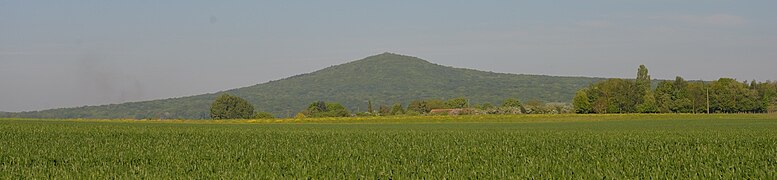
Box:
1, 114, 775, 178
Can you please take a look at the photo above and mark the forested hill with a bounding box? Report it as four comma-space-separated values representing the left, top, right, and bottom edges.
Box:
6, 53, 604, 119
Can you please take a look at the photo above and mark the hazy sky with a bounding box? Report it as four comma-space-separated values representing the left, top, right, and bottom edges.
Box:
2, 1, 776, 112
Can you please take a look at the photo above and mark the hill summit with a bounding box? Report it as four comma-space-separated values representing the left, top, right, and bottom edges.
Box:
8, 53, 603, 119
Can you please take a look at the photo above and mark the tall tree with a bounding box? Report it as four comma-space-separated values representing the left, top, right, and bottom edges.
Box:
210, 94, 255, 119
636, 65, 651, 96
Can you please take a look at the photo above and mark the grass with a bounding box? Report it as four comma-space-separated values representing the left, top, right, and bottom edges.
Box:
1, 114, 776, 178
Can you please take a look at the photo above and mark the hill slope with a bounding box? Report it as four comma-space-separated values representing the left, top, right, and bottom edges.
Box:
6, 53, 604, 119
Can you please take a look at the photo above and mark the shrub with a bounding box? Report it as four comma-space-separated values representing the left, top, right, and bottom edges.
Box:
210, 94, 254, 119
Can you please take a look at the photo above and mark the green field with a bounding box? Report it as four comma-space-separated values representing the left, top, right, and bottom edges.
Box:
1, 114, 776, 178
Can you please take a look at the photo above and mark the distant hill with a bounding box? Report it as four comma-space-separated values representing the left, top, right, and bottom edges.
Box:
7, 53, 604, 119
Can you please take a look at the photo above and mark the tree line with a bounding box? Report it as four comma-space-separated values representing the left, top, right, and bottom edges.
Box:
209, 94, 573, 119
573, 65, 777, 114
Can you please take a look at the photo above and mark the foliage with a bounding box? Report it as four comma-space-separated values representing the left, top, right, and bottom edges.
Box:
708, 78, 761, 113
636, 64, 651, 98
390, 103, 405, 115
479, 103, 494, 110
573, 90, 592, 114
582, 78, 640, 113
378, 105, 391, 116
407, 100, 430, 114
294, 112, 306, 119
302, 101, 350, 117
425, 99, 448, 110
210, 94, 255, 119
637, 91, 659, 113
523, 100, 546, 114
253, 112, 274, 119
404, 110, 421, 116
575, 65, 777, 114
446, 97, 468, 109
1, 115, 776, 178
501, 98, 523, 109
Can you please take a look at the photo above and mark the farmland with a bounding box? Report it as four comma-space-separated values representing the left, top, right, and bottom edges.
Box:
1, 114, 776, 178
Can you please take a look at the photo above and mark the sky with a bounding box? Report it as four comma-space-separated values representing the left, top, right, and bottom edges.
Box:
1, 0, 776, 112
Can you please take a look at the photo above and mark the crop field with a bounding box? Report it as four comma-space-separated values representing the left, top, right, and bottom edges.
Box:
1, 114, 776, 178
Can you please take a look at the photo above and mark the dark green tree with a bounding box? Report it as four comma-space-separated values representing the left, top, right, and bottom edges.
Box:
501, 98, 523, 108
587, 86, 608, 114
673, 76, 689, 97
390, 103, 405, 115
407, 100, 430, 113
669, 76, 692, 113
378, 105, 391, 116
589, 78, 638, 113
210, 94, 255, 119
302, 101, 350, 117
754, 81, 777, 113
709, 78, 760, 113
502, 98, 527, 113
637, 91, 659, 113
324, 103, 350, 117
636, 65, 651, 96
613, 79, 640, 113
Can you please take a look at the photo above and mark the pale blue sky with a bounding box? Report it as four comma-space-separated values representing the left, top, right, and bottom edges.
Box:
2, 1, 776, 111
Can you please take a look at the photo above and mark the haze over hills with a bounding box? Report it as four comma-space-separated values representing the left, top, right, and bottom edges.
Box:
5, 53, 604, 119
